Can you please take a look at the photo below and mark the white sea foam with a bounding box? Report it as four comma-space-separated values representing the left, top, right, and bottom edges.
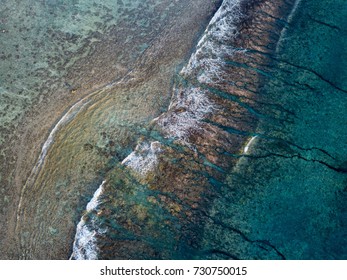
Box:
121, 141, 162, 176
121, 0, 245, 172
35, 98, 91, 174
181, 0, 244, 84
156, 87, 215, 146
86, 180, 106, 212
72, 0, 302, 259
70, 219, 98, 260
15, 97, 91, 232
16, 64, 135, 232
153, 0, 246, 147
70, 180, 106, 260
69, 0, 252, 259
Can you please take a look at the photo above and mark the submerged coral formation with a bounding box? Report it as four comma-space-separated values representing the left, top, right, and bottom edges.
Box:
0, 0, 346, 260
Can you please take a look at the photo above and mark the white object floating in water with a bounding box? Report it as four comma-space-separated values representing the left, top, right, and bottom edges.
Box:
243, 136, 257, 154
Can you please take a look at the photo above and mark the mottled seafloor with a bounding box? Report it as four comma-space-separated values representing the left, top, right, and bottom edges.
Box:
0, 0, 346, 259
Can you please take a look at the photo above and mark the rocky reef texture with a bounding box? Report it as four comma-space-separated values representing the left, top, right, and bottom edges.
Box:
71, 0, 304, 259
205, 0, 347, 259
1, 0, 222, 259
1, 0, 346, 260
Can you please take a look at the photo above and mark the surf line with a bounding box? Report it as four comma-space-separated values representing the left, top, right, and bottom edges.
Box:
14, 71, 133, 233
70, 180, 106, 260
15, 95, 92, 233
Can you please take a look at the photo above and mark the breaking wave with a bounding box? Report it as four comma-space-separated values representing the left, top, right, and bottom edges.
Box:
70, 0, 257, 259
121, 141, 162, 176
156, 87, 215, 146
70, 180, 106, 260
181, 0, 245, 85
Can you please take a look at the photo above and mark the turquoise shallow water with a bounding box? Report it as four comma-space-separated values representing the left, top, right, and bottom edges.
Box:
1, 0, 346, 259
1, 0, 221, 259
0, 0, 188, 143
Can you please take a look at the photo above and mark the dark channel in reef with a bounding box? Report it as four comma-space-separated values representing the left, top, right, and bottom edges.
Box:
70, 0, 302, 260
0, 0, 346, 260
